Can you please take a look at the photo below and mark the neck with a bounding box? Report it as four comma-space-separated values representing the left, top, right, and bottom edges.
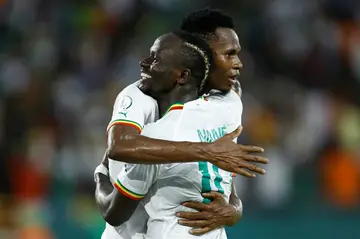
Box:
155, 84, 198, 116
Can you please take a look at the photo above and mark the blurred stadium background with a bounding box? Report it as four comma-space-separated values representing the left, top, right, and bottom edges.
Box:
0, 0, 360, 238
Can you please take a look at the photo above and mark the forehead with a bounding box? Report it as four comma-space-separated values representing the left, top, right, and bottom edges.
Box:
210, 28, 241, 52
150, 34, 182, 54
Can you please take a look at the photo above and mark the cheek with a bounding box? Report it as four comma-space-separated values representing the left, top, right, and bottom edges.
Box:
215, 57, 231, 72
152, 63, 170, 75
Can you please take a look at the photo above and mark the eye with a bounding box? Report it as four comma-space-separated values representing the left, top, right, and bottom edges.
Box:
225, 49, 240, 58
224, 50, 234, 57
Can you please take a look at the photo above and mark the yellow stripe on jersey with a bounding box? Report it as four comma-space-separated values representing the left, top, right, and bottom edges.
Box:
162, 103, 184, 117
114, 179, 145, 200
200, 96, 208, 101
161, 96, 208, 118
107, 119, 143, 133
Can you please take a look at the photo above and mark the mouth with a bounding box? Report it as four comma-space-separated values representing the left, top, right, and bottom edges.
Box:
140, 72, 152, 80
228, 76, 239, 85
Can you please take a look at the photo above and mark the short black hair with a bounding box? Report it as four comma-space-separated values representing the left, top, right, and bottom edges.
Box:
173, 30, 214, 95
180, 8, 234, 40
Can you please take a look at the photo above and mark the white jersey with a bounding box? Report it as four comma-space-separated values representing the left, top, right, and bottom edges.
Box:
107, 80, 159, 182
103, 81, 158, 239
114, 90, 242, 239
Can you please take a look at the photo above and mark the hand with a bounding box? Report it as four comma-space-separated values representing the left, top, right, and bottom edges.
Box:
102, 151, 109, 169
176, 192, 240, 235
205, 126, 268, 177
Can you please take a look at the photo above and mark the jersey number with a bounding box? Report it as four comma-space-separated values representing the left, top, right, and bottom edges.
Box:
196, 127, 227, 203
198, 162, 224, 204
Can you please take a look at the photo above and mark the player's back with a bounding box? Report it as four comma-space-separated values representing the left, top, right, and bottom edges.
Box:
141, 95, 242, 239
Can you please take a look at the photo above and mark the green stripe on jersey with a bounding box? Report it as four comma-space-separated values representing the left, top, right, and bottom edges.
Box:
212, 164, 224, 194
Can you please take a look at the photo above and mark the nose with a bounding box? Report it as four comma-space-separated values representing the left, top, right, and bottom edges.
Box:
233, 56, 243, 70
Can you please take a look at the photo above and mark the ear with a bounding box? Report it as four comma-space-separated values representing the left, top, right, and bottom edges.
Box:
177, 69, 191, 85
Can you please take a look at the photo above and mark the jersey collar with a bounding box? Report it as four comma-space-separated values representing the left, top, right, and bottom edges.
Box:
162, 103, 184, 117
162, 102, 184, 117
161, 96, 207, 118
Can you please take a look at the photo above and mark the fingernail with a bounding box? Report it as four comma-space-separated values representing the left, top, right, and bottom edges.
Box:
189, 230, 194, 234
262, 169, 266, 174
176, 213, 180, 216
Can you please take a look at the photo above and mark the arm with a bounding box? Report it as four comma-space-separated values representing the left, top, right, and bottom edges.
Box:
108, 86, 266, 175
108, 125, 267, 176
108, 125, 210, 164
107, 89, 213, 165
95, 154, 159, 226
227, 180, 243, 225
95, 172, 140, 226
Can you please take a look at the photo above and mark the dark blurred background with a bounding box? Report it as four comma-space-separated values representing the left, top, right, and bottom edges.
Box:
0, 0, 360, 238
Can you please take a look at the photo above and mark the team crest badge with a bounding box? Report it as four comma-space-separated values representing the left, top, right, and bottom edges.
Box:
118, 95, 133, 118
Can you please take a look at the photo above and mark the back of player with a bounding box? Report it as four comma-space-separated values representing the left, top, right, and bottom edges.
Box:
103, 80, 158, 239
115, 91, 242, 239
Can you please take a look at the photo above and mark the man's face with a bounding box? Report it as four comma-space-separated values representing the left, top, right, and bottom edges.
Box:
207, 27, 242, 92
139, 34, 183, 97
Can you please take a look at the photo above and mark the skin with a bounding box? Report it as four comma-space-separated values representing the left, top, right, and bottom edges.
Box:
205, 28, 243, 93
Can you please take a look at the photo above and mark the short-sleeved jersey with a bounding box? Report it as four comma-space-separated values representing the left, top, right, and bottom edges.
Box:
107, 81, 159, 135
114, 90, 242, 239
107, 80, 159, 182
102, 81, 158, 239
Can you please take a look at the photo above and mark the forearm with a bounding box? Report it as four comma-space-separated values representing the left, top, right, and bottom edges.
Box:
229, 192, 242, 221
108, 134, 210, 164
94, 174, 134, 226
228, 181, 242, 225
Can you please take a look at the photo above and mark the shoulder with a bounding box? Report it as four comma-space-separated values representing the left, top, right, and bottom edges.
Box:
206, 89, 242, 106
115, 81, 153, 102
114, 81, 158, 111
141, 111, 180, 139
205, 90, 243, 126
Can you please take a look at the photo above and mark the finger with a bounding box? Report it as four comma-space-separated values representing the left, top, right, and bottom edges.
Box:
225, 126, 243, 139
202, 192, 223, 199
239, 145, 264, 153
244, 163, 266, 175
202, 192, 226, 204
176, 212, 212, 220
178, 219, 210, 228
181, 201, 208, 211
190, 226, 216, 235
236, 168, 256, 178
242, 155, 268, 164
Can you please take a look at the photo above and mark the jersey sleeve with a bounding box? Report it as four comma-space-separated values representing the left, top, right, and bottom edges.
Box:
107, 85, 152, 133
114, 163, 161, 200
